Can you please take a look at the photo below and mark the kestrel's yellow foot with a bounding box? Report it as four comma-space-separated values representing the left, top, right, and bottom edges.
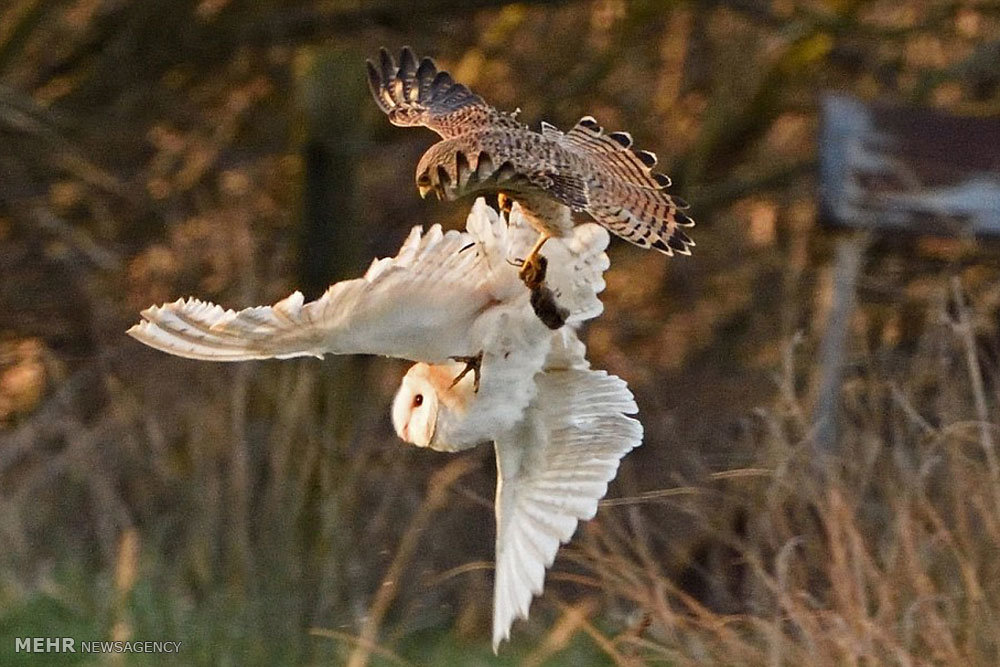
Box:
530, 284, 569, 330
518, 253, 548, 291
517, 233, 552, 290
497, 192, 513, 214
450, 351, 483, 393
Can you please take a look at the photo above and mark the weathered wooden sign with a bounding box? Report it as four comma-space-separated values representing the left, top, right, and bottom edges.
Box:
820, 95, 1000, 236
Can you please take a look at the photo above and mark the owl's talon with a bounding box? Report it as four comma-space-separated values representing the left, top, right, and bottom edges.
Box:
450, 352, 483, 393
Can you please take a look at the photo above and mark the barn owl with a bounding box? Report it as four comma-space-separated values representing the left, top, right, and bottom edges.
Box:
393, 329, 641, 650
367, 46, 695, 293
127, 199, 643, 649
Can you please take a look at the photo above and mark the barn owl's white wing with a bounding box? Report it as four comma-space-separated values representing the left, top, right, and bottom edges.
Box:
479, 203, 610, 326
530, 218, 610, 326
128, 199, 607, 364
128, 223, 485, 363
491, 332, 642, 650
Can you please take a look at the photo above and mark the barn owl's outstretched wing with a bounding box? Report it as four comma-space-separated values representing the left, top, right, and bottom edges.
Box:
128, 202, 500, 364
366, 47, 497, 139
128, 199, 609, 365
491, 332, 643, 650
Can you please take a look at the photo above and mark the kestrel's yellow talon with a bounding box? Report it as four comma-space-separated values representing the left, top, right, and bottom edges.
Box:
450, 352, 483, 393
497, 192, 512, 213
519, 254, 548, 291
517, 233, 551, 290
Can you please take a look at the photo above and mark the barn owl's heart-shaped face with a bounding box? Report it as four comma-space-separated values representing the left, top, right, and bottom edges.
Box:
392, 363, 440, 448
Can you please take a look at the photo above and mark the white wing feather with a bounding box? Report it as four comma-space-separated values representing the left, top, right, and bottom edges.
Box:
127, 223, 488, 362
472, 201, 610, 324
491, 337, 642, 650
128, 199, 610, 363
532, 218, 610, 325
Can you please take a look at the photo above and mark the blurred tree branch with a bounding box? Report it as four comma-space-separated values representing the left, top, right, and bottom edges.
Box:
689, 159, 815, 215
0, 0, 55, 74
238, 0, 578, 47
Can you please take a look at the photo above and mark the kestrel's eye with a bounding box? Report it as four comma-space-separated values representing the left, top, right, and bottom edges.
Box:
413, 394, 423, 407
417, 172, 431, 186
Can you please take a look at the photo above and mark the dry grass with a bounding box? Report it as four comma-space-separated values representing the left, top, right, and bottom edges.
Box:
4, 278, 1000, 666
558, 284, 1000, 666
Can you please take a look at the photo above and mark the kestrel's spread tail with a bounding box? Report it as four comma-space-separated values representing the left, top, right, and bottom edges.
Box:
366, 47, 695, 261
540, 115, 696, 256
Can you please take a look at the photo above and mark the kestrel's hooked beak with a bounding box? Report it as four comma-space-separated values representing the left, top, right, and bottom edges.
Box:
418, 184, 432, 199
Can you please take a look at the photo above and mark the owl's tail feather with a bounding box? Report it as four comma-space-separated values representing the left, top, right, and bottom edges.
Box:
544, 116, 695, 256
526, 215, 610, 325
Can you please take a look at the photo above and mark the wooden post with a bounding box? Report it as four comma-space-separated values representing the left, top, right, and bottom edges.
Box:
811, 234, 866, 460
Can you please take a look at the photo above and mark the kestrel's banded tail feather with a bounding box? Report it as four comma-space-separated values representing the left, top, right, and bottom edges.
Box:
588, 184, 695, 256
546, 116, 696, 256
544, 116, 672, 192
366, 47, 492, 139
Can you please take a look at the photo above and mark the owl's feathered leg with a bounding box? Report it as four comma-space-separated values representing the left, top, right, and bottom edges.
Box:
450, 352, 483, 393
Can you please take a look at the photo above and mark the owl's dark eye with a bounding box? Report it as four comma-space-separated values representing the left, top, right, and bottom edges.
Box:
413, 394, 423, 407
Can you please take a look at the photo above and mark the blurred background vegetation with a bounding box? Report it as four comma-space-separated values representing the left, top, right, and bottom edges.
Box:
2, 0, 1000, 664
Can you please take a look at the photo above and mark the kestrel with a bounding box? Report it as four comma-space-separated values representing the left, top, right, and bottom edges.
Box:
127, 199, 641, 649
367, 46, 694, 296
